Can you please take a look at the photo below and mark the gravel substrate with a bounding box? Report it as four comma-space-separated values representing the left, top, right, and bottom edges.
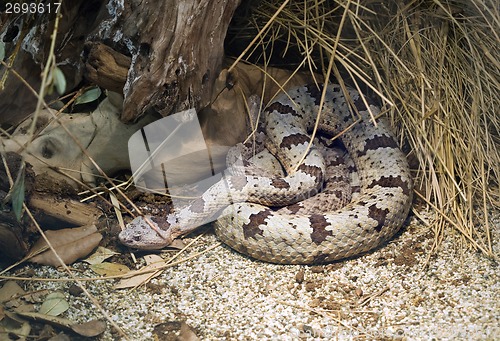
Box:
5, 209, 499, 340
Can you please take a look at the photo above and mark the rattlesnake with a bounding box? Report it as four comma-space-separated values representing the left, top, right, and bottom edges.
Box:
119, 84, 413, 264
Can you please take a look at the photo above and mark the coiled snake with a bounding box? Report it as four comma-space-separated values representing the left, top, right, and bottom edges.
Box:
119, 84, 413, 264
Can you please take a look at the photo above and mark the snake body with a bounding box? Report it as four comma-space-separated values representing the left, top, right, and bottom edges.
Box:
119, 84, 413, 264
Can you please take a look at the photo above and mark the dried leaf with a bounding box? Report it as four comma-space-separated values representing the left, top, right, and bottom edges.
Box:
15, 310, 73, 329
39, 292, 69, 316
28, 225, 102, 266
90, 262, 130, 276
10, 302, 36, 313
143, 254, 165, 266
15, 311, 106, 337
0, 311, 31, 340
169, 239, 187, 250
109, 192, 124, 228
114, 254, 165, 289
0, 281, 25, 303
22, 289, 48, 304
0, 281, 34, 313
84, 246, 119, 265
70, 320, 106, 337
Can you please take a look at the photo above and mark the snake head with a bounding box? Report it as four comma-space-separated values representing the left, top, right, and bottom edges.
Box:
118, 215, 173, 250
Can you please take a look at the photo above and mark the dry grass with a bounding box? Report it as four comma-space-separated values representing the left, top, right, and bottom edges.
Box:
228, 0, 499, 258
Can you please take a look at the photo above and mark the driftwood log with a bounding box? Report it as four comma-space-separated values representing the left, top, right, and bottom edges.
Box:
0, 0, 241, 126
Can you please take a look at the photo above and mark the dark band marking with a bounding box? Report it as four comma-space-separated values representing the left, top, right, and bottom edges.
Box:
357, 135, 399, 156
280, 133, 310, 149
368, 204, 389, 232
367, 175, 411, 196
242, 209, 272, 239
305, 84, 324, 106
270, 178, 290, 189
285, 203, 302, 214
309, 214, 332, 245
297, 164, 323, 180
266, 102, 300, 117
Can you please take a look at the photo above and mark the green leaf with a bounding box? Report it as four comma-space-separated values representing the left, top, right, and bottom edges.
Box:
11, 165, 26, 222
39, 292, 69, 316
0, 41, 5, 61
75, 87, 102, 105
53, 66, 66, 95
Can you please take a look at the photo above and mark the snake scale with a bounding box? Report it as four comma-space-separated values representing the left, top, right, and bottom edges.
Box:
119, 84, 413, 264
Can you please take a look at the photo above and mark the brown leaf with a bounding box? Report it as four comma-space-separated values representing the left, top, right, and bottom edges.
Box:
14, 311, 74, 329
83, 246, 119, 265
114, 254, 165, 289
90, 262, 130, 276
168, 239, 187, 250
0, 281, 36, 313
1, 311, 31, 339
71, 320, 107, 337
0, 281, 25, 303
28, 225, 102, 266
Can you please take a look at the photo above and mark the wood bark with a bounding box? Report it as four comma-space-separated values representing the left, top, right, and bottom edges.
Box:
30, 193, 102, 227
84, 42, 132, 94
117, 0, 241, 122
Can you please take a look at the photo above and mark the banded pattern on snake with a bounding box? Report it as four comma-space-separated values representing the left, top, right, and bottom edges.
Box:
119, 84, 413, 264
